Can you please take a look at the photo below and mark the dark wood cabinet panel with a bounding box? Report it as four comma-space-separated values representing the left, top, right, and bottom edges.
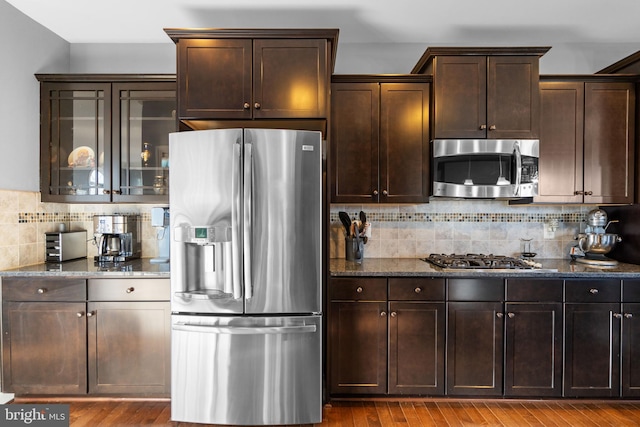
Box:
433, 56, 486, 139
176, 37, 329, 121
583, 82, 635, 204
504, 302, 562, 397
537, 79, 635, 204
622, 302, 640, 397
330, 78, 429, 203
564, 302, 621, 397
379, 83, 430, 203
388, 301, 445, 395
177, 39, 252, 119
431, 55, 539, 139
2, 301, 87, 394
446, 301, 504, 396
88, 301, 171, 395
330, 82, 379, 203
329, 300, 387, 395
536, 81, 584, 203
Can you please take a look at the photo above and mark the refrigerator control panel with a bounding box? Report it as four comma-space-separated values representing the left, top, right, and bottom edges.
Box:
174, 225, 232, 245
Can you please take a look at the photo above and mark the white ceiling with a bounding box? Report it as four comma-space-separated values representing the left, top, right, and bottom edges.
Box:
6, 0, 640, 46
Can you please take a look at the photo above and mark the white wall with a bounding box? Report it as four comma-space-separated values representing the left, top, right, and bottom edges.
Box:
0, 0, 69, 191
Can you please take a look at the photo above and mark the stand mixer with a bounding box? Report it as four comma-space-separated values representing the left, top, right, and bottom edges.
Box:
573, 209, 622, 267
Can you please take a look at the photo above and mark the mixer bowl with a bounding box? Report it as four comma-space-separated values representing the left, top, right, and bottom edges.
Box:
578, 233, 622, 254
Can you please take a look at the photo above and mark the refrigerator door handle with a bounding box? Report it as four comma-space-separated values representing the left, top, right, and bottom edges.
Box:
172, 323, 316, 335
243, 141, 253, 300
231, 141, 243, 299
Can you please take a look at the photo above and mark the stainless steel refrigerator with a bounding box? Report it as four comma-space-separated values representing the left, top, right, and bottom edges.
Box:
169, 128, 322, 425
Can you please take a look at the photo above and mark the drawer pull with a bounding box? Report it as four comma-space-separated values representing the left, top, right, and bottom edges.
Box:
414, 287, 422, 294
589, 288, 599, 294
625, 313, 634, 319
37, 288, 47, 294
126, 287, 135, 293
356, 286, 363, 293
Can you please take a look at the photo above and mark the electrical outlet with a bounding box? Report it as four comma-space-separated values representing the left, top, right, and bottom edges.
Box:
544, 223, 555, 239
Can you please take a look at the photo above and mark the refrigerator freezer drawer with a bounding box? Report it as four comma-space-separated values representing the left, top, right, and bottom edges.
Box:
171, 314, 322, 425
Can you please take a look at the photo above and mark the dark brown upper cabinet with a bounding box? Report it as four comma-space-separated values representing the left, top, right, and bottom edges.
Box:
536, 77, 635, 204
165, 29, 339, 130
330, 75, 430, 203
37, 75, 176, 203
411, 47, 549, 139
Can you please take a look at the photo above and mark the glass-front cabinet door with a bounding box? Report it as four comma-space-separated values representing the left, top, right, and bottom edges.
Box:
40, 82, 112, 202
38, 76, 176, 203
112, 82, 176, 202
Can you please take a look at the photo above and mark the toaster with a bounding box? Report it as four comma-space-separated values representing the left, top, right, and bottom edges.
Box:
45, 230, 87, 262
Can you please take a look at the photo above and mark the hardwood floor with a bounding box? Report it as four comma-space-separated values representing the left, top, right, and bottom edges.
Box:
12, 398, 640, 426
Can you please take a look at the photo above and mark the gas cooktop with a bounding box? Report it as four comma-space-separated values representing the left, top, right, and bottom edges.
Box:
423, 253, 544, 270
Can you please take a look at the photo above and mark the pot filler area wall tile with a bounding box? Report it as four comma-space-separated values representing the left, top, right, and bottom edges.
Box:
330, 201, 599, 260
0, 189, 166, 270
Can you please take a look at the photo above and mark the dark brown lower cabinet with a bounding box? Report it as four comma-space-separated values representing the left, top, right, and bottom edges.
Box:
2, 301, 87, 394
446, 301, 504, 396
329, 300, 387, 394
388, 301, 445, 395
564, 302, 621, 397
88, 301, 171, 395
622, 302, 640, 397
504, 302, 563, 396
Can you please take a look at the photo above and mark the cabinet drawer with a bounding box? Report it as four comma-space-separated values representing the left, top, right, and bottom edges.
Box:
330, 278, 387, 301
623, 280, 640, 302
565, 279, 621, 303
88, 278, 170, 301
506, 278, 563, 302
2, 277, 86, 301
388, 278, 445, 301
448, 278, 504, 301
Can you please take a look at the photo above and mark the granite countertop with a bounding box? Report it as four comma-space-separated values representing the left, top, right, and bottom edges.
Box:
330, 258, 640, 278
0, 258, 170, 278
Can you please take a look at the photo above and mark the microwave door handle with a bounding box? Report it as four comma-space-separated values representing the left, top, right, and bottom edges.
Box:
231, 142, 243, 299
243, 142, 253, 300
514, 143, 522, 197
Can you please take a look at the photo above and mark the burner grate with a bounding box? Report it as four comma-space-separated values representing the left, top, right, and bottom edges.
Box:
424, 253, 534, 270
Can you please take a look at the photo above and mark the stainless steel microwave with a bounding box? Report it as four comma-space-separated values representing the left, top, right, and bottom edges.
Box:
432, 139, 539, 199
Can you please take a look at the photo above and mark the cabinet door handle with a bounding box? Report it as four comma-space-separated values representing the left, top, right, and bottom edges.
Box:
496, 313, 504, 318
126, 287, 135, 293
589, 288, 599, 294
243, 102, 250, 110
414, 287, 422, 294
585, 191, 593, 196
254, 102, 261, 110
489, 125, 497, 130
103, 189, 111, 195
380, 311, 387, 317
574, 190, 584, 195
507, 312, 515, 318
77, 312, 84, 318
37, 288, 47, 294
372, 190, 379, 196
112, 190, 122, 195
382, 190, 388, 196
390, 311, 397, 318
625, 313, 633, 319
356, 286, 363, 293
479, 124, 487, 130
87, 311, 95, 317
614, 313, 622, 319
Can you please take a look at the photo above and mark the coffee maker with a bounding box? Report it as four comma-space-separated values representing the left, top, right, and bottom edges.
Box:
94, 214, 142, 263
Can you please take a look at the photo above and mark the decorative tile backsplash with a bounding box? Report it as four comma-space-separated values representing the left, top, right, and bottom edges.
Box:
0, 189, 167, 270
330, 201, 599, 260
